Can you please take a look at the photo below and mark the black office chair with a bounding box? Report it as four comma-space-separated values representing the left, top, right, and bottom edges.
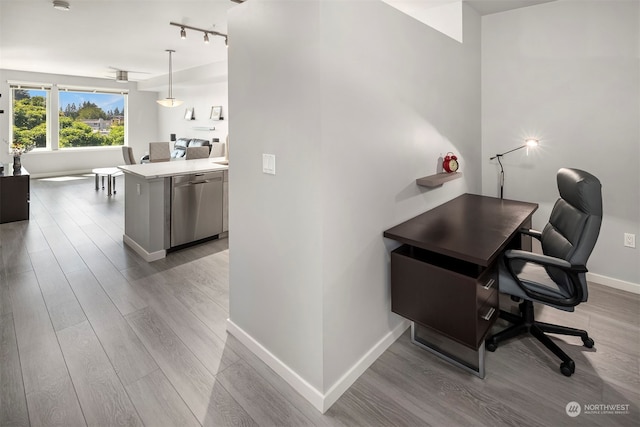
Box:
485, 168, 602, 376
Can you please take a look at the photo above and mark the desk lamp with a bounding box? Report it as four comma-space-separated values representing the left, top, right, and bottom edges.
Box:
490, 138, 539, 199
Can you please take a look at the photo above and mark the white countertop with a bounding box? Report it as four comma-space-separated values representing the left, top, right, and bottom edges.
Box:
118, 157, 228, 179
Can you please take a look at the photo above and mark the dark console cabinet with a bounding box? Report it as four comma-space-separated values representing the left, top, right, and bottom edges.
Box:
0, 166, 30, 224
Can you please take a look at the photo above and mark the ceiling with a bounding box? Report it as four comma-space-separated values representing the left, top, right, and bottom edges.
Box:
0, 0, 555, 84
0, 0, 236, 82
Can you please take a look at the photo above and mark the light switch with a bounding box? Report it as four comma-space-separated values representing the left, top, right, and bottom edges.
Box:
263, 154, 276, 175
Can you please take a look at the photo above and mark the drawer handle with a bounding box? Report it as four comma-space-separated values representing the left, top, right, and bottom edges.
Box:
482, 279, 495, 291
481, 307, 495, 321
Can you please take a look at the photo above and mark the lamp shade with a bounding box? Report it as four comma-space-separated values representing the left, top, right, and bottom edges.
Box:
156, 98, 183, 107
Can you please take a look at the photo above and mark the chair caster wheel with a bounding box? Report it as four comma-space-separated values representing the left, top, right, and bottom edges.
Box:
485, 341, 497, 352
582, 337, 594, 348
560, 361, 575, 377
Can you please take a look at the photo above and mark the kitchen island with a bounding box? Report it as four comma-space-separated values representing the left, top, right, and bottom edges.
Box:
119, 158, 229, 261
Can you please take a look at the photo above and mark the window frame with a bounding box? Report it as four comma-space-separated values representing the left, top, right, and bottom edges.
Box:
8, 81, 129, 152
9, 83, 53, 151
57, 85, 129, 150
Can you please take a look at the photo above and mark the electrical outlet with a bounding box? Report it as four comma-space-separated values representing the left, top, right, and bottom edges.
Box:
624, 233, 635, 248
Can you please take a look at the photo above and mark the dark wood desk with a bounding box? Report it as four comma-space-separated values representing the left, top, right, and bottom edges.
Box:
0, 165, 30, 224
384, 193, 538, 377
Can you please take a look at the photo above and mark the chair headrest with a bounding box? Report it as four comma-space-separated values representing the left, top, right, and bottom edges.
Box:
557, 168, 602, 216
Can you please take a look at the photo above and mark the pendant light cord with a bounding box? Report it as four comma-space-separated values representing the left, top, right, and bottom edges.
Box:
167, 50, 173, 99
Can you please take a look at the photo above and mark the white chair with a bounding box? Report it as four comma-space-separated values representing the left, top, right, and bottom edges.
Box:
149, 142, 171, 162
210, 142, 225, 158
185, 146, 210, 160
121, 146, 136, 165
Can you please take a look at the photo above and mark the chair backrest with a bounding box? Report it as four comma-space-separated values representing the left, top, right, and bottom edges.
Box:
541, 168, 602, 300
210, 142, 225, 158
185, 146, 210, 160
122, 146, 136, 165
149, 142, 171, 162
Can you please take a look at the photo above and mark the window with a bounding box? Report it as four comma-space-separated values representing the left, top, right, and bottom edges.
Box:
58, 89, 126, 148
11, 86, 50, 149
10, 82, 128, 151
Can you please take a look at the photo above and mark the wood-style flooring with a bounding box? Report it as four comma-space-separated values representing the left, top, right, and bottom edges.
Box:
1, 174, 639, 426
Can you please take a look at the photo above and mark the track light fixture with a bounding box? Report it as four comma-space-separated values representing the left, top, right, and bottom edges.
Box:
170, 22, 227, 46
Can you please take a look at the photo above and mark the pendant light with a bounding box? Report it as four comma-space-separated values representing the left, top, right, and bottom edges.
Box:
157, 49, 183, 108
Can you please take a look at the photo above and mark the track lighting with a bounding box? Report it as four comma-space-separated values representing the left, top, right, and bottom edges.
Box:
170, 22, 228, 46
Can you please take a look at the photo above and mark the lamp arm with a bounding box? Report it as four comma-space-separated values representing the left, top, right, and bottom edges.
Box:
493, 144, 527, 159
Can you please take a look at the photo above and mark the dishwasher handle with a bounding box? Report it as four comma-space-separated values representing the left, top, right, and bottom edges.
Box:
174, 175, 222, 188
190, 176, 222, 185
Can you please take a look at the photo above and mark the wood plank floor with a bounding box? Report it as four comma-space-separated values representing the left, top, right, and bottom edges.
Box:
1, 174, 638, 426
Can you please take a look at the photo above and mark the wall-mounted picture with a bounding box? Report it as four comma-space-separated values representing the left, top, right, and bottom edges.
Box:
210, 106, 223, 120
184, 108, 195, 120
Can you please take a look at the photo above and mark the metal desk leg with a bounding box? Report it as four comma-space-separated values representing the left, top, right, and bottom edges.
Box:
112, 176, 117, 194
411, 323, 486, 378
95, 173, 99, 190
107, 174, 113, 196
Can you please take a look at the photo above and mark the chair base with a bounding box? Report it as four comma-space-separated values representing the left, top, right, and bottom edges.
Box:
485, 300, 594, 377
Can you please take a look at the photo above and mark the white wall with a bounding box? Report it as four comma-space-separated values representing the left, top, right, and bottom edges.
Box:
228, 0, 480, 411
481, 0, 640, 288
141, 61, 229, 151
228, 0, 325, 393
156, 82, 228, 150
0, 69, 159, 177
319, 0, 480, 393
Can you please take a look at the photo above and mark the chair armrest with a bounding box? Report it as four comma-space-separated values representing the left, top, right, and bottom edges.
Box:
503, 249, 587, 307
518, 228, 542, 240
505, 250, 569, 269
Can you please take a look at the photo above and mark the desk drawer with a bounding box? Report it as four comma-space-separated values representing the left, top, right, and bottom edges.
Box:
391, 245, 498, 349
477, 268, 497, 304
477, 289, 498, 341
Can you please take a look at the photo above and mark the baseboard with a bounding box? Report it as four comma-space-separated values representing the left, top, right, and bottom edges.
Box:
587, 272, 640, 295
123, 234, 166, 262
226, 319, 325, 411
226, 318, 410, 413
321, 319, 410, 411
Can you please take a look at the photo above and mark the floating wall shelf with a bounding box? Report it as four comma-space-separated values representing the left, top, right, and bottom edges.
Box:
416, 172, 462, 187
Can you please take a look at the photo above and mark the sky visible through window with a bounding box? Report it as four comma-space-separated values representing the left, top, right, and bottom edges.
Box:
59, 91, 125, 112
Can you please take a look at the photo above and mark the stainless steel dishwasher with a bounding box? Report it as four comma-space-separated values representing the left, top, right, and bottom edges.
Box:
171, 171, 223, 247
